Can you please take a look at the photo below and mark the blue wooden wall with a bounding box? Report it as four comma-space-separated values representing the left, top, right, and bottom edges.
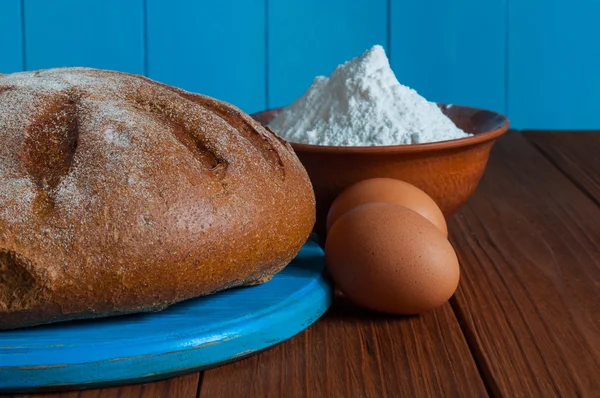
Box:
0, 0, 598, 129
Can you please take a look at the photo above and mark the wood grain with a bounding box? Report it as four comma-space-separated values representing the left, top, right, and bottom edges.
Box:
200, 292, 487, 398
6, 373, 200, 398
525, 131, 600, 205
449, 133, 600, 396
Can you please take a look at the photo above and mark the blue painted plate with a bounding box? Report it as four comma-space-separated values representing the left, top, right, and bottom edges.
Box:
0, 240, 332, 393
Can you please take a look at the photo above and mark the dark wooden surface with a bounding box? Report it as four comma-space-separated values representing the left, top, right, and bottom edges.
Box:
449, 133, 600, 396
525, 131, 600, 205
200, 293, 486, 398
5, 132, 600, 397
8, 374, 200, 398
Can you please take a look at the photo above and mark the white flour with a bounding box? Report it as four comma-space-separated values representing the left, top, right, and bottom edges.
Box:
268, 45, 470, 146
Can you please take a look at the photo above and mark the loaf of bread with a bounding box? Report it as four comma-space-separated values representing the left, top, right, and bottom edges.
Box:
0, 68, 315, 330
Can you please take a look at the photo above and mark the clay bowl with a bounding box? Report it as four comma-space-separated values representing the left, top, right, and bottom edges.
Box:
252, 104, 509, 236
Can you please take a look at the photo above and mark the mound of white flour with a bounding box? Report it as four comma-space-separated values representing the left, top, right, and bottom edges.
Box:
268, 45, 470, 146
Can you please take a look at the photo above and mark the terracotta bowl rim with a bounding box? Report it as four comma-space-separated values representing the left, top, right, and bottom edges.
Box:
252, 103, 510, 154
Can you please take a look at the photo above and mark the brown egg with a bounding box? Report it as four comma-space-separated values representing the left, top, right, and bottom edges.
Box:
326, 178, 448, 236
325, 202, 459, 315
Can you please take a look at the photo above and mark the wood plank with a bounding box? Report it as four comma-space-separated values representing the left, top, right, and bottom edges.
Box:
268, 0, 387, 109
525, 131, 600, 206
449, 133, 600, 396
3, 373, 200, 398
23, 0, 145, 74
146, 0, 266, 113
389, 0, 506, 115
509, 0, 600, 129
0, 0, 23, 73
200, 292, 487, 398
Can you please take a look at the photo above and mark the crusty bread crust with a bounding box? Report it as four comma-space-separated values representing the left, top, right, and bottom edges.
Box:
0, 68, 315, 329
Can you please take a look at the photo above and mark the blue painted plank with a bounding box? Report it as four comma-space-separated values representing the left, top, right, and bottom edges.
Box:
268, 0, 388, 109
0, 241, 332, 393
23, 0, 144, 74
509, 0, 600, 129
146, 0, 266, 114
390, 0, 507, 115
0, 0, 23, 73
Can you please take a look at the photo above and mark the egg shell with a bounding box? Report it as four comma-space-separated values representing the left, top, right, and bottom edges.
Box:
326, 178, 448, 236
325, 202, 459, 315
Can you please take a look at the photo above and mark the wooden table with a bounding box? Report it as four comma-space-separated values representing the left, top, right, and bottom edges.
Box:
5, 132, 600, 398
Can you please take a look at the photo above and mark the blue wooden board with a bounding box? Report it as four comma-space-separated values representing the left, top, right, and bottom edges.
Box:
146, 0, 267, 113
390, 0, 507, 115
508, 0, 600, 129
0, 0, 23, 73
23, 0, 144, 73
268, 0, 388, 108
0, 240, 332, 393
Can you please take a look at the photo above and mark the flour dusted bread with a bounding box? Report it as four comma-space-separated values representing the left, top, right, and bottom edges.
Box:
0, 68, 315, 329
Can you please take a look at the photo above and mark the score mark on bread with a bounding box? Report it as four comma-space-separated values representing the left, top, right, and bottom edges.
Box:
20, 91, 79, 191
133, 92, 228, 175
